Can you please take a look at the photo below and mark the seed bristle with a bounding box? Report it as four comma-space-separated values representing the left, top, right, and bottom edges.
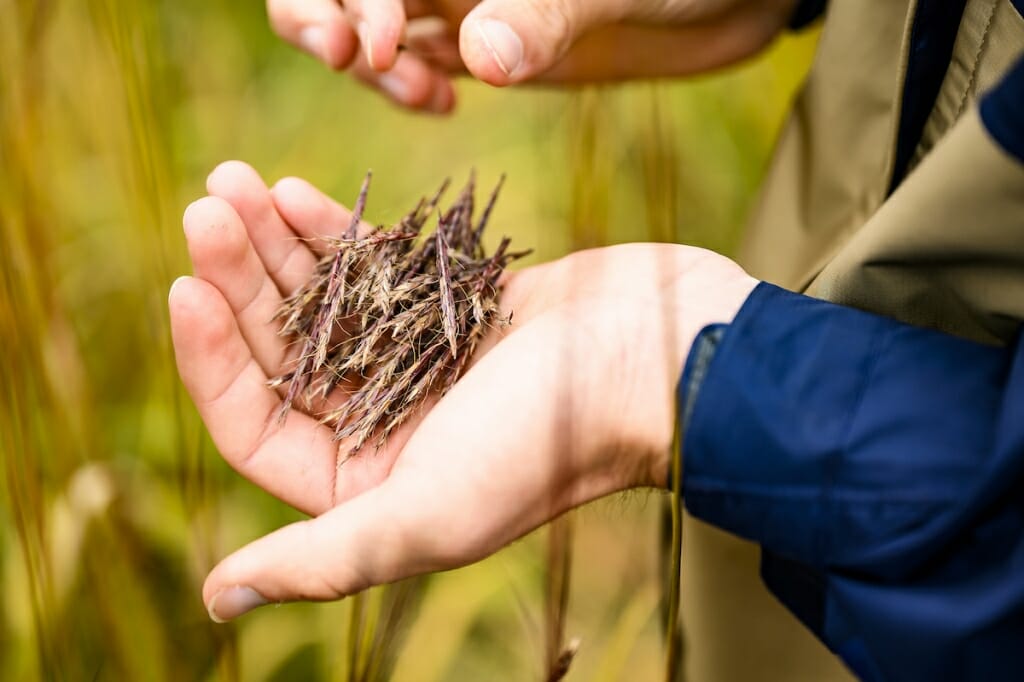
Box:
269, 172, 527, 456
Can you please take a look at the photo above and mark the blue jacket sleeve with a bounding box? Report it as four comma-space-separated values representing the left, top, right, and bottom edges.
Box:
981, 53, 1024, 163
677, 282, 1024, 682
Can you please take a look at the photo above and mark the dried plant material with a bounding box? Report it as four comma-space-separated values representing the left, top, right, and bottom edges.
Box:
269, 171, 530, 457
547, 637, 581, 682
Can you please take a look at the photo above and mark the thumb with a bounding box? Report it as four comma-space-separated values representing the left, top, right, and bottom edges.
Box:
202, 479, 428, 622
458, 0, 627, 85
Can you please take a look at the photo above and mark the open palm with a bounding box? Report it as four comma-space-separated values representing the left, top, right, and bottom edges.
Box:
169, 161, 755, 621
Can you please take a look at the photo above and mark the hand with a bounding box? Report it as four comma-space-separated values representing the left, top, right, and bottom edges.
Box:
169, 161, 757, 621
267, 0, 799, 112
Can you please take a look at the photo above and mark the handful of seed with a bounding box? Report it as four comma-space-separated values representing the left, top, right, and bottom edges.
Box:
269, 171, 529, 456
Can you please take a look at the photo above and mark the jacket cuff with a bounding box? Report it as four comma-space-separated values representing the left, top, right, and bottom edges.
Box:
980, 54, 1024, 164
673, 323, 727, 489
678, 282, 1006, 574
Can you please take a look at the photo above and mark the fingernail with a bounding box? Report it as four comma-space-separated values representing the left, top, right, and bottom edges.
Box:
168, 276, 188, 301
378, 73, 410, 104
207, 586, 268, 623
475, 19, 522, 77
182, 199, 200, 228
358, 22, 376, 70
299, 26, 326, 60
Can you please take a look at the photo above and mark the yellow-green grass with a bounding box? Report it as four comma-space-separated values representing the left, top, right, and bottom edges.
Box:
0, 0, 817, 679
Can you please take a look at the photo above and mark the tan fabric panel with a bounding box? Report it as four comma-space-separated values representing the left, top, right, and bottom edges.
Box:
913, 0, 1024, 169
806, 1, 1024, 342
736, 0, 918, 289
681, 515, 856, 681
809, 108, 1024, 344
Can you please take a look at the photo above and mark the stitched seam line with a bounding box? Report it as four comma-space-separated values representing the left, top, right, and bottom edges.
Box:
954, 0, 1000, 120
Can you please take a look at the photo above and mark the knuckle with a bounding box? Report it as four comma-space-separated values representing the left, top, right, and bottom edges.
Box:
523, 0, 577, 55
184, 204, 247, 263
297, 521, 355, 600
197, 311, 232, 351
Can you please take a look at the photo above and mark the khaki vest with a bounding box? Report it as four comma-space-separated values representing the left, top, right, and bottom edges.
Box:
682, 2, 1024, 680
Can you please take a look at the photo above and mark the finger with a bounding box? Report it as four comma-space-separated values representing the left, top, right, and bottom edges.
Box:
183, 197, 291, 378
203, 483, 409, 621
266, 0, 359, 69
405, 16, 465, 74
458, 0, 627, 85
273, 166, 488, 260
206, 161, 317, 295
350, 50, 456, 114
204, 461, 500, 622
403, 0, 435, 19
342, 0, 406, 71
540, 12, 792, 83
169, 276, 344, 515
170, 276, 406, 513
270, 177, 372, 256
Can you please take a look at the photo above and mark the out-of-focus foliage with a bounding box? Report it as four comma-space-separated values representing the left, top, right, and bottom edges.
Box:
0, 0, 817, 679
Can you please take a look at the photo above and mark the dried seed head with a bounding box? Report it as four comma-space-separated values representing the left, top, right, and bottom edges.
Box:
269, 172, 530, 458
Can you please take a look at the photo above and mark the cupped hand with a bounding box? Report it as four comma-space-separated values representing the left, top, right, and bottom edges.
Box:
268, 0, 799, 112
169, 161, 757, 621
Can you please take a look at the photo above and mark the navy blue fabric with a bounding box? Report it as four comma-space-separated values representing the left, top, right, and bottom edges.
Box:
788, 0, 828, 29
888, 0, 968, 193
981, 54, 1024, 163
678, 282, 1024, 681
675, 324, 725, 478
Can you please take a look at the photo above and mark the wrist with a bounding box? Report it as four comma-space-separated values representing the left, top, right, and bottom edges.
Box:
638, 254, 758, 488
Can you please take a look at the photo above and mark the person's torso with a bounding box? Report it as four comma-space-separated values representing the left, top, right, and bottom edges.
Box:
681, 4, 1024, 681
740, 0, 1024, 344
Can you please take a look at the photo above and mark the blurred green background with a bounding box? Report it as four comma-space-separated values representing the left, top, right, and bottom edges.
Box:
0, 1, 817, 679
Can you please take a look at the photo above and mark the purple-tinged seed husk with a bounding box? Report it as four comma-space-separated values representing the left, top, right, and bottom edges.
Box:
270, 172, 530, 457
